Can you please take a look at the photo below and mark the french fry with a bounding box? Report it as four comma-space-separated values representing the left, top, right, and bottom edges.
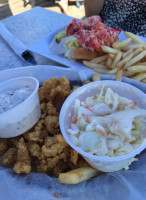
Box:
112, 37, 132, 49
109, 54, 115, 59
122, 44, 144, 51
132, 73, 146, 81
59, 167, 99, 184
116, 69, 123, 81
136, 62, 146, 66
116, 63, 125, 81
124, 32, 145, 44
124, 50, 146, 69
123, 70, 137, 77
92, 72, 101, 81
132, 48, 143, 57
108, 68, 118, 74
94, 67, 118, 75
111, 52, 122, 69
127, 65, 146, 73
99, 61, 107, 65
83, 61, 107, 69
90, 54, 108, 63
94, 68, 112, 74
105, 55, 113, 69
122, 48, 133, 58
116, 51, 134, 69
101, 45, 119, 54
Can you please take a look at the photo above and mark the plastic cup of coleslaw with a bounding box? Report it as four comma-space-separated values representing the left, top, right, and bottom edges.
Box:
59, 80, 146, 172
0, 77, 41, 138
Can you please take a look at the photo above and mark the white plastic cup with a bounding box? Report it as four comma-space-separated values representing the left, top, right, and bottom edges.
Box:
59, 80, 146, 172
0, 77, 41, 138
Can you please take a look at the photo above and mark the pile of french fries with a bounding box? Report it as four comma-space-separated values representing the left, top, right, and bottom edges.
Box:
83, 32, 146, 83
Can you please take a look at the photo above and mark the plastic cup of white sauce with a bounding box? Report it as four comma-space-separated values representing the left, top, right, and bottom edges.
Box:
0, 77, 41, 138
59, 80, 146, 172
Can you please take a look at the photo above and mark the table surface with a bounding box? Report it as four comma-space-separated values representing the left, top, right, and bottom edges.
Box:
0, 6, 75, 71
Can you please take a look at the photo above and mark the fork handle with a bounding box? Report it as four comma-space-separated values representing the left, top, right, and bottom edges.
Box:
0, 22, 27, 56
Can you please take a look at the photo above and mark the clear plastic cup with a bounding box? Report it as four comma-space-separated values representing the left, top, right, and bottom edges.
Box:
59, 80, 146, 172
0, 77, 41, 138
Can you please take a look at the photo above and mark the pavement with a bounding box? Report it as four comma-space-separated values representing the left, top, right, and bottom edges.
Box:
37, 1, 85, 19
0, 0, 85, 20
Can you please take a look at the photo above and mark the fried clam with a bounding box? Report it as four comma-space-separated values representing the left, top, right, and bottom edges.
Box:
13, 137, 31, 174
0, 139, 9, 156
1, 147, 17, 167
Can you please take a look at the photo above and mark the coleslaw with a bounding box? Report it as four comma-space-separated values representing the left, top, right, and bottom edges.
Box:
67, 85, 146, 157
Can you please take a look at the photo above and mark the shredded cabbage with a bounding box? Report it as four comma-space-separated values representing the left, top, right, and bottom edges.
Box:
67, 86, 146, 157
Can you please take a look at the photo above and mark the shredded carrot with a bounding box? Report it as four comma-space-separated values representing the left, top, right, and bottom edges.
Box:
72, 119, 77, 124
133, 101, 137, 105
98, 129, 105, 136
85, 105, 93, 112
86, 115, 90, 123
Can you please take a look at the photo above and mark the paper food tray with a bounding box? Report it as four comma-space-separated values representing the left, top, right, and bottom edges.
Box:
0, 65, 145, 93
0, 65, 146, 200
28, 23, 146, 75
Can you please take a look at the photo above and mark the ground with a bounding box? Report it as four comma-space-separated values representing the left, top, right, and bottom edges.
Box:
0, 0, 85, 20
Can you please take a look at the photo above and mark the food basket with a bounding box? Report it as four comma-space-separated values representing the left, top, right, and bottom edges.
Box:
0, 65, 145, 200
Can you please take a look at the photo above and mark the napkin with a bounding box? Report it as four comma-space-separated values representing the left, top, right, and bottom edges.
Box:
0, 22, 36, 64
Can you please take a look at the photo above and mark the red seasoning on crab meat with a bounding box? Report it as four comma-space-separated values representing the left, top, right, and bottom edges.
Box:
66, 16, 121, 51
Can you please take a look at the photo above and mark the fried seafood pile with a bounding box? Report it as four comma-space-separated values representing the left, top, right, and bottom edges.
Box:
0, 77, 88, 176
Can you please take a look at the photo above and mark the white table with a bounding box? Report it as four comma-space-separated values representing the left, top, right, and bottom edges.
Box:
0, 6, 74, 71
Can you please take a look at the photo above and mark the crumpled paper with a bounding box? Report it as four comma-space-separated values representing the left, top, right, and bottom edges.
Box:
0, 149, 146, 200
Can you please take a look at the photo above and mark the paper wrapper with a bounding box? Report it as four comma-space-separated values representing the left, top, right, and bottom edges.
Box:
0, 66, 146, 200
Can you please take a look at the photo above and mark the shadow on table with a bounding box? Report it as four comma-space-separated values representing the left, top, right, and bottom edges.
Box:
0, 0, 13, 20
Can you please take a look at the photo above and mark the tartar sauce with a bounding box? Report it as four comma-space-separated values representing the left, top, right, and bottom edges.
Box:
0, 86, 33, 114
